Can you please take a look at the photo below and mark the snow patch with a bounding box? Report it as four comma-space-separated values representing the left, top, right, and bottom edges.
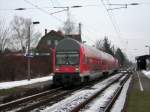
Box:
0, 75, 53, 89
82, 83, 120, 112
110, 76, 132, 112
142, 70, 150, 79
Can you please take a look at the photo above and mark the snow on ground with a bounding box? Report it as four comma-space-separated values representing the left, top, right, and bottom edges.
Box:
0, 75, 53, 90
42, 73, 124, 112
81, 83, 120, 112
110, 76, 132, 112
142, 70, 150, 79
80, 74, 129, 112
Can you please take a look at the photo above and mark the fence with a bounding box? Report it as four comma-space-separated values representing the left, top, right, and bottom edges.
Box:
0, 54, 52, 82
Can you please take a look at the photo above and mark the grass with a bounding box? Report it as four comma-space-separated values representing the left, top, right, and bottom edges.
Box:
0, 88, 16, 96
127, 90, 150, 112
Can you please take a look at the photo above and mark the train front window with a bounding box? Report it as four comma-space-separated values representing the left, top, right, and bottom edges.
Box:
56, 52, 79, 65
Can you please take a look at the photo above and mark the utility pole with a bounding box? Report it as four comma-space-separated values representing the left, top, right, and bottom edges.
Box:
14, 8, 40, 80
79, 23, 82, 36
52, 6, 82, 35
27, 25, 31, 80
27, 21, 40, 80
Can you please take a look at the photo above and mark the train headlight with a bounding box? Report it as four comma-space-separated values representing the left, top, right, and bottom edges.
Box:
75, 67, 80, 72
55, 68, 59, 71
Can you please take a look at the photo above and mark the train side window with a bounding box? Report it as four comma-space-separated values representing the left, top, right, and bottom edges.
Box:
87, 58, 90, 64
87, 58, 89, 64
102, 60, 105, 65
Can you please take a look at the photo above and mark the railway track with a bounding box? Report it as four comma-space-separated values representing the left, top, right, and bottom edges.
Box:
0, 73, 127, 112
42, 73, 130, 112
72, 74, 130, 112
0, 87, 62, 111
0, 75, 106, 112
16, 87, 84, 112
17, 76, 111, 112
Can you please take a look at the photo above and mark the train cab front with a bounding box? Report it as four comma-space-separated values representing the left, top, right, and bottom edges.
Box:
53, 51, 81, 87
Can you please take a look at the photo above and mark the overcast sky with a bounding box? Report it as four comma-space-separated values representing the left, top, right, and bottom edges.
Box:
0, 0, 150, 62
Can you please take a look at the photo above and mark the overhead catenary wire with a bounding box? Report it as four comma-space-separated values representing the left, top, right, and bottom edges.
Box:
107, 0, 122, 37
24, 0, 96, 45
0, 5, 96, 11
0, 0, 106, 44
66, 4, 118, 45
1, 2, 149, 11
106, 0, 132, 51
0, 1, 142, 45
23, 0, 64, 23
0, 7, 54, 11
101, 0, 130, 54
100, 0, 122, 39
64, 17, 96, 44
69, 11, 103, 45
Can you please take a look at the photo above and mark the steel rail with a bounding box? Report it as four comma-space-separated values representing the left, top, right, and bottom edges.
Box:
104, 74, 130, 112
15, 74, 113, 112
0, 87, 62, 111
16, 86, 87, 112
71, 74, 125, 112
1, 73, 123, 112
16, 90, 70, 112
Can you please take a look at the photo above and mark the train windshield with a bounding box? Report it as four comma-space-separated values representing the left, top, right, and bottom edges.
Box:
56, 51, 79, 65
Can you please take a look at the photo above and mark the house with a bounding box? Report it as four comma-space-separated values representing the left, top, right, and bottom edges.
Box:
36, 30, 64, 53
136, 55, 150, 70
36, 30, 82, 53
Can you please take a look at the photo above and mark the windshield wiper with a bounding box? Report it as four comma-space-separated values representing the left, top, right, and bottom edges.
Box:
65, 56, 70, 64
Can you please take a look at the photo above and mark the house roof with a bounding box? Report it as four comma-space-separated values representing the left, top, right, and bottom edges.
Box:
36, 30, 82, 52
65, 34, 82, 42
43, 30, 65, 39
41, 30, 82, 42
135, 55, 150, 60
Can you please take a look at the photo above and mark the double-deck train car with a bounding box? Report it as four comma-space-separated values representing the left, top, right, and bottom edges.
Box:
53, 38, 119, 86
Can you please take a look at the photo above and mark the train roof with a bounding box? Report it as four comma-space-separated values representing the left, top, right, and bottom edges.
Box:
56, 38, 116, 61
56, 38, 80, 52
83, 44, 115, 61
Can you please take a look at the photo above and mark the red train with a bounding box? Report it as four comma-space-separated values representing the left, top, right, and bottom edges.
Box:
53, 38, 119, 86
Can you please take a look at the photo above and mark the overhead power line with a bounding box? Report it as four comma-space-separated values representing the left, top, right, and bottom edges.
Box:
101, 0, 122, 39
106, 0, 121, 34
0, 7, 56, 11
23, 0, 64, 23
0, 4, 117, 11
1, 2, 148, 11
107, 2, 139, 11
100, 0, 130, 53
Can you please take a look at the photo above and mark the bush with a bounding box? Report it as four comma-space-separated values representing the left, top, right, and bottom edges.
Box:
0, 54, 52, 82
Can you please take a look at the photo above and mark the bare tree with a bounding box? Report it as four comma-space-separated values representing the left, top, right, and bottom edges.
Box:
60, 11, 78, 35
0, 20, 10, 53
10, 16, 41, 53
62, 19, 76, 35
